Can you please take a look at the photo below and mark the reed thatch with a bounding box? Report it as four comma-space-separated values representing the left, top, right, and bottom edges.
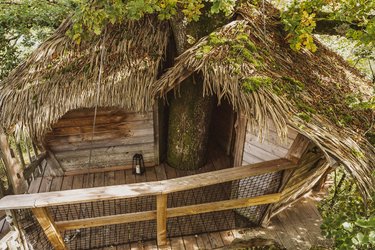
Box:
152, 3, 375, 197
0, 16, 169, 141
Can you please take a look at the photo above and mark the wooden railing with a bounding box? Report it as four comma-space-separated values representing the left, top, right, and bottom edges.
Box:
0, 158, 296, 250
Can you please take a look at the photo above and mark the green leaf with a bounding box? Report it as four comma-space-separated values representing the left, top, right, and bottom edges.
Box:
355, 217, 375, 229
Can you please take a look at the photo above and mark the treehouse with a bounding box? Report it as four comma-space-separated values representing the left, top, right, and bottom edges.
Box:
0, 3, 374, 250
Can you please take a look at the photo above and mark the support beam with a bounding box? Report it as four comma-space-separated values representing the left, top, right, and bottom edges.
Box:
31, 208, 67, 250
233, 112, 247, 167
286, 134, 311, 164
156, 194, 167, 246
0, 130, 27, 194
5, 210, 28, 250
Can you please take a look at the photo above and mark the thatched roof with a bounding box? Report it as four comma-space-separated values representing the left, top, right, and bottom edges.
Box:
0, 16, 169, 141
152, 3, 375, 197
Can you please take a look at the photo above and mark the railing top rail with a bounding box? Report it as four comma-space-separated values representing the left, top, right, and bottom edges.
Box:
0, 158, 295, 210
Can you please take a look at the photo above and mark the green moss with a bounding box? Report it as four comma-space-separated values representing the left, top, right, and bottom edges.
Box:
281, 76, 305, 90
366, 132, 375, 147
196, 29, 263, 69
297, 112, 312, 122
296, 100, 317, 114
241, 76, 272, 93
351, 148, 365, 159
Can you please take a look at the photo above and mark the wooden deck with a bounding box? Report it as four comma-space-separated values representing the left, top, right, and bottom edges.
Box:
22, 150, 331, 250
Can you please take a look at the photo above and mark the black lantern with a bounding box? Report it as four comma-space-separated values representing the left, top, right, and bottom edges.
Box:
132, 153, 145, 175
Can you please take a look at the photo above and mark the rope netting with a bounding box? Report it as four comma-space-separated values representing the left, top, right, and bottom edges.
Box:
16, 171, 282, 249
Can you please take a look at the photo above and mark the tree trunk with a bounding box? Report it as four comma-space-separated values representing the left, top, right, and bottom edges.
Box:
166, 11, 226, 170
167, 77, 214, 169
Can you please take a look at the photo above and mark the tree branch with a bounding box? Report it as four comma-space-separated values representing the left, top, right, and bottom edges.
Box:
314, 19, 364, 36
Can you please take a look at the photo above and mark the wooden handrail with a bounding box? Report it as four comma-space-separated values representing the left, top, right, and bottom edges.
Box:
23, 152, 47, 180
0, 158, 295, 210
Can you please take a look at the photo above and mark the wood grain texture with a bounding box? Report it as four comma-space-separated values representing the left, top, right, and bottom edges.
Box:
156, 194, 168, 246
56, 211, 156, 230
242, 125, 298, 166
44, 108, 156, 171
167, 193, 280, 217
32, 207, 67, 250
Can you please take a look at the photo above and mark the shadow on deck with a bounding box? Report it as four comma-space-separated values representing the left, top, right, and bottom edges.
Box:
20, 149, 331, 250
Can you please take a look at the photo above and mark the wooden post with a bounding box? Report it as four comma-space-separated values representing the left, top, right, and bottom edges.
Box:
32, 207, 67, 250
156, 194, 167, 246
0, 130, 27, 194
5, 210, 28, 250
15, 142, 26, 169
233, 112, 247, 167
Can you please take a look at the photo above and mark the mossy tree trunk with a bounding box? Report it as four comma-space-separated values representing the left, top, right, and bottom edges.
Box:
166, 11, 226, 170
167, 76, 214, 169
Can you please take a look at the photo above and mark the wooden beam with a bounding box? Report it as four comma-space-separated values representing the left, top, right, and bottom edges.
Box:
156, 194, 167, 246
32, 208, 67, 250
56, 210, 156, 231
55, 193, 280, 231
233, 112, 247, 167
45, 150, 64, 176
0, 181, 164, 210
14, 142, 26, 169
153, 102, 160, 165
23, 152, 47, 180
161, 158, 295, 194
168, 193, 280, 217
0, 131, 27, 194
286, 134, 311, 164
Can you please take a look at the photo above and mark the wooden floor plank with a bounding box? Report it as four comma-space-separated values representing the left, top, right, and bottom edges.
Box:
207, 232, 224, 249
38, 176, 53, 193
196, 233, 212, 250
182, 235, 199, 250
170, 236, 186, 250
219, 230, 235, 245
143, 239, 158, 250
28, 177, 43, 193
116, 243, 132, 250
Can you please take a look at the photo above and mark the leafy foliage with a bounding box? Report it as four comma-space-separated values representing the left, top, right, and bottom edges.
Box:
69, 0, 236, 43
319, 168, 375, 249
0, 0, 76, 80
279, 0, 375, 54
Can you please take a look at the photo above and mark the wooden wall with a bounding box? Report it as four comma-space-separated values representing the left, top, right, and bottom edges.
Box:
233, 123, 299, 224
242, 126, 298, 165
44, 108, 156, 172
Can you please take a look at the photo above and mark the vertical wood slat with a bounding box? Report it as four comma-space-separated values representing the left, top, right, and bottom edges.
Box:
233, 113, 247, 167
14, 142, 26, 169
31, 207, 67, 250
156, 194, 167, 246
0, 130, 27, 194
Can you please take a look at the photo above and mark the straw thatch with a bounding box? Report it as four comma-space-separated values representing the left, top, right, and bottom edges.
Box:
152, 3, 375, 197
0, 16, 169, 141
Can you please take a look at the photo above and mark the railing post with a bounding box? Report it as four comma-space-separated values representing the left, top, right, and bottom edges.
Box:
31, 207, 67, 250
156, 194, 167, 246
5, 210, 28, 250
